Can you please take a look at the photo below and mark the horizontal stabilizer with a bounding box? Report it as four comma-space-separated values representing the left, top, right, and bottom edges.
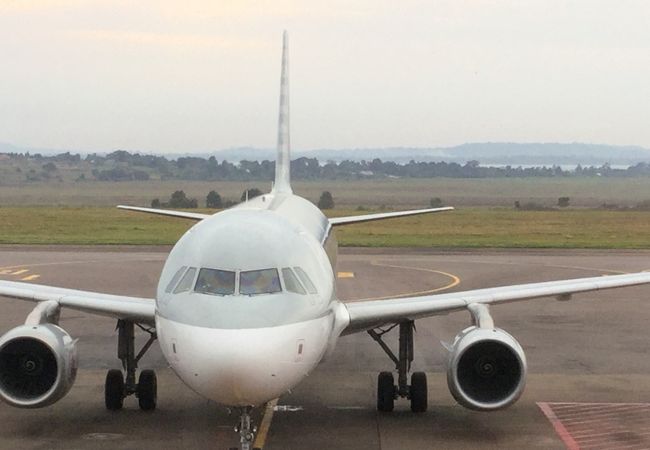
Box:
117, 205, 210, 221
329, 206, 454, 226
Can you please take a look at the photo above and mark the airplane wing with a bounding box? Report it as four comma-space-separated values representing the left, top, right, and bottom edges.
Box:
117, 205, 210, 221
0, 280, 155, 324
342, 271, 650, 334
329, 207, 453, 226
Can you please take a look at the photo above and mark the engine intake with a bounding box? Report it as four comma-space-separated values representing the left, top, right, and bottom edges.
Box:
0, 324, 77, 408
447, 326, 526, 411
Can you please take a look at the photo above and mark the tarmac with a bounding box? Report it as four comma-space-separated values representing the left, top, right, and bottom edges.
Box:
1, 246, 650, 449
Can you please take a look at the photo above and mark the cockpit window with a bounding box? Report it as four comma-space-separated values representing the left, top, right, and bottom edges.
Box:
282, 268, 306, 295
195, 268, 236, 296
173, 267, 197, 294
293, 267, 318, 294
165, 266, 187, 293
240, 269, 282, 296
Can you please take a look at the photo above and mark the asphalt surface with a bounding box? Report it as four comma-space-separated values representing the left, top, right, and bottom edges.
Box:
1, 247, 650, 449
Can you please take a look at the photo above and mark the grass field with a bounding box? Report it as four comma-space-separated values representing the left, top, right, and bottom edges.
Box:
1, 177, 650, 208
1, 207, 649, 248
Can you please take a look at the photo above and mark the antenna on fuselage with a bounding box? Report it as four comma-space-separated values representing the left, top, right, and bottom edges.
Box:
272, 30, 292, 194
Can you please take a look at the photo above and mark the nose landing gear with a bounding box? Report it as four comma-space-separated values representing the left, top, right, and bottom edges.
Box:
230, 406, 261, 450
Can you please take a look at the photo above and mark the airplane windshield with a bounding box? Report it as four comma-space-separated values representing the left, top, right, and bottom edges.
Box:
165, 266, 187, 293
282, 267, 306, 295
195, 268, 236, 296
294, 267, 318, 294
240, 269, 282, 296
183, 266, 313, 297
173, 267, 197, 294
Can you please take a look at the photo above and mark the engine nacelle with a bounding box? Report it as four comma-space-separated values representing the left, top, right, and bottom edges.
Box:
0, 324, 78, 408
447, 326, 526, 411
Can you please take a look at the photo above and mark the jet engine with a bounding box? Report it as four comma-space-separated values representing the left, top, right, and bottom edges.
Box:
446, 326, 526, 411
0, 324, 78, 408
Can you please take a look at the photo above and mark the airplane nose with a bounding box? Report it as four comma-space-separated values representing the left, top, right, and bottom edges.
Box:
188, 331, 308, 406
158, 315, 332, 406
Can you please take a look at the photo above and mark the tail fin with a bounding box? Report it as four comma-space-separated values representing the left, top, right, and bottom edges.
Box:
273, 31, 292, 194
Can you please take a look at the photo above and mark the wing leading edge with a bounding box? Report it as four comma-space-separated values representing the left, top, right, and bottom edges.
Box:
117, 205, 210, 221
329, 206, 454, 226
342, 271, 650, 334
0, 280, 155, 324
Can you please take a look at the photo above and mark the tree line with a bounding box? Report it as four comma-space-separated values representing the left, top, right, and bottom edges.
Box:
152, 189, 335, 210
4, 150, 650, 182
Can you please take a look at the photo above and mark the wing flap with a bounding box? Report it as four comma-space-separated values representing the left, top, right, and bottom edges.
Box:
343, 271, 650, 334
329, 207, 453, 226
0, 280, 155, 324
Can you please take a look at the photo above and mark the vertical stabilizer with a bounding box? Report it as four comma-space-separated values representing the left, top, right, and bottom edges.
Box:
273, 31, 292, 194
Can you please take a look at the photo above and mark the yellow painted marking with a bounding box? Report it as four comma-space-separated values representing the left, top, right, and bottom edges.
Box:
337, 272, 355, 278
0, 269, 16, 275
350, 261, 461, 302
0, 256, 164, 273
11, 269, 29, 275
20, 275, 40, 281
253, 398, 278, 449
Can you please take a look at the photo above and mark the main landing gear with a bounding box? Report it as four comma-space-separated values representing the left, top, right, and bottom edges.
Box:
105, 319, 158, 411
368, 320, 427, 413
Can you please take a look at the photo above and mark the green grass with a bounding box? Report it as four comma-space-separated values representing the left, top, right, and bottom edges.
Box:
0, 207, 193, 245
335, 209, 650, 248
1, 207, 649, 248
2, 177, 650, 208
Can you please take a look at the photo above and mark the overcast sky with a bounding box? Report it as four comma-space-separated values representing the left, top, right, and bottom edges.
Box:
1, 1, 649, 153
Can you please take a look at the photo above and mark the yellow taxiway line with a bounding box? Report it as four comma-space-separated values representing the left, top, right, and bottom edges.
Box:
20, 275, 40, 281
253, 398, 278, 449
351, 261, 461, 302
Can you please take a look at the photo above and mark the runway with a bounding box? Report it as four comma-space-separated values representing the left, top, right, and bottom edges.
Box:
1, 247, 650, 449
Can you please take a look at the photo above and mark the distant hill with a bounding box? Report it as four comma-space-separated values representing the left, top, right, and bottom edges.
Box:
438, 143, 650, 166
2, 141, 650, 166
209, 143, 650, 166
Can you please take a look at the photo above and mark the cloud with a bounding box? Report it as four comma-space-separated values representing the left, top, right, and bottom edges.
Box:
0, 0, 92, 13
68, 29, 270, 50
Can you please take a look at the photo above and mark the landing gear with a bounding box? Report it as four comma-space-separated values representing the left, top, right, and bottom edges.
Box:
410, 371, 427, 413
137, 369, 157, 411
369, 320, 428, 413
230, 406, 260, 450
104, 319, 157, 411
377, 371, 395, 412
105, 369, 124, 410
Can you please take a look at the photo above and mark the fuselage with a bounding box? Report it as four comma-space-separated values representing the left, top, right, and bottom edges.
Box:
154, 192, 349, 406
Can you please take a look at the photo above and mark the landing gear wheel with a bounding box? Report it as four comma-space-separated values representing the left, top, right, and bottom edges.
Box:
409, 371, 427, 413
137, 369, 157, 411
377, 371, 395, 412
105, 369, 124, 410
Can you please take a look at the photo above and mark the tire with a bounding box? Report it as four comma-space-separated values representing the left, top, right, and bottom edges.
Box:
105, 369, 124, 411
137, 369, 157, 411
377, 371, 395, 412
410, 371, 428, 413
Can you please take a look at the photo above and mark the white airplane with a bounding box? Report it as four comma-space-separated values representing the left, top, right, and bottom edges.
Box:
1, 32, 650, 450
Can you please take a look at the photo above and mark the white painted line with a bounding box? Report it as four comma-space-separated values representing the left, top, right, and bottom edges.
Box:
328, 406, 367, 410
273, 405, 303, 412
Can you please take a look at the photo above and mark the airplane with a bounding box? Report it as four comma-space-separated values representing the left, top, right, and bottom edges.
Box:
1, 32, 650, 450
